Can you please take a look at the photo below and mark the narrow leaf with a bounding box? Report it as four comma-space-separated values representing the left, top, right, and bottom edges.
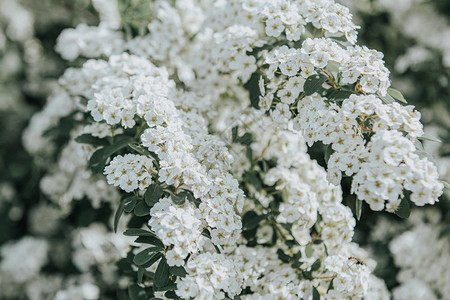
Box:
124, 228, 156, 237
134, 248, 162, 266
169, 266, 187, 277
387, 87, 407, 104
327, 89, 353, 100
380, 93, 395, 104
239, 132, 254, 146
304, 74, 328, 96
75, 134, 108, 147
134, 201, 150, 217
312, 287, 320, 300
89, 148, 107, 173
123, 196, 137, 213
305, 243, 313, 258
154, 257, 170, 288
324, 144, 334, 164
242, 211, 266, 230
171, 193, 187, 205
155, 283, 177, 292
134, 236, 164, 249
355, 199, 362, 221
137, 266, 144, 283
394, 198, 411, 219
129, 142, 153, 156
141, 252, 162, 268
232, 126, 238, 142
311, 259, 321, 272
440, 180, 450, 190
114, 201, 125, 233
128, 284, 146, 300
102, 137, 133, 157
417, 134, 441, 143
144, 184, 164, 207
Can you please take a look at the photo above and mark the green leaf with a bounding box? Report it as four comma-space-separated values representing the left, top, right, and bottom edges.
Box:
134, 236, 164, 249
440, 180, 450, 190
277, 249, 291, 263
327, 279, 334, 292
114, 201, 125, 233
154, 283, 177, 292
238, 132, 254, 146
232, 126, 238, 142
304, 74, 328, 96
154, 257, 170, 288
129, 142, 153, 156
242, 211, 267, 230
355, 199, 362, 221
163, 291, 178, 299
88, 148, 108, 173
439, 225, 450, 239
137, 266, 144, 283
417, 134, 441, 143
312, 286, 320, 300
394, 198, 411, 219
171, 193, 187, 205
144, 184, 164, 207
169, 266, 187, 277
387, 87, 407, 104
327, 89, 353, 100
311, 259, 321, 272
324, 144, 334, 164
123, 196, 138, 213
75, 134, 109, 147
88, 137, 133, 173
379, 93, 395, 104
243, 171, 262, 191
141, 252, 162, 268
103, 137, 133, 157
201, 229, 211, 239
305, 243, 313, 258
128, 284, 146, 300
124, 228, 156, 237
134, 248, 162, 266
134, 201, 150, 217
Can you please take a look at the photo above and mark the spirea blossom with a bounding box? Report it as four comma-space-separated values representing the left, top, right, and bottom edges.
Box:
104, 154, 155, 192
149, 197, 205, 262
18, 0, 447, 299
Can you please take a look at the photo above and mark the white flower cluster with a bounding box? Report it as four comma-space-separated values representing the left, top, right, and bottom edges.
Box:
323, 255, 371, 298
55, 23, 123, 61
19, 0, 446, 298
176, 252, 243, 299
215, 108, 387, 298
83, 122, 123, 139
262, 37, 390, 105
389, 211, 450, 299
265, 170, 318, 227
149, 197, 204, 265
0, 0, 34, 42
59, 49, 245, 286
104, 154, 155, 193
293, 93, 442, 210
233, 246, 311, 299
0, 237, 49, 298
72, 223, 131, 285
347, 0, 450, 68
185, 0, 360, 86
22, 89, 75, 154
39, 139, 119, 209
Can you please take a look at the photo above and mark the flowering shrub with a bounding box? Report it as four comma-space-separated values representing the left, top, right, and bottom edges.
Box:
1, 0, 449, 299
